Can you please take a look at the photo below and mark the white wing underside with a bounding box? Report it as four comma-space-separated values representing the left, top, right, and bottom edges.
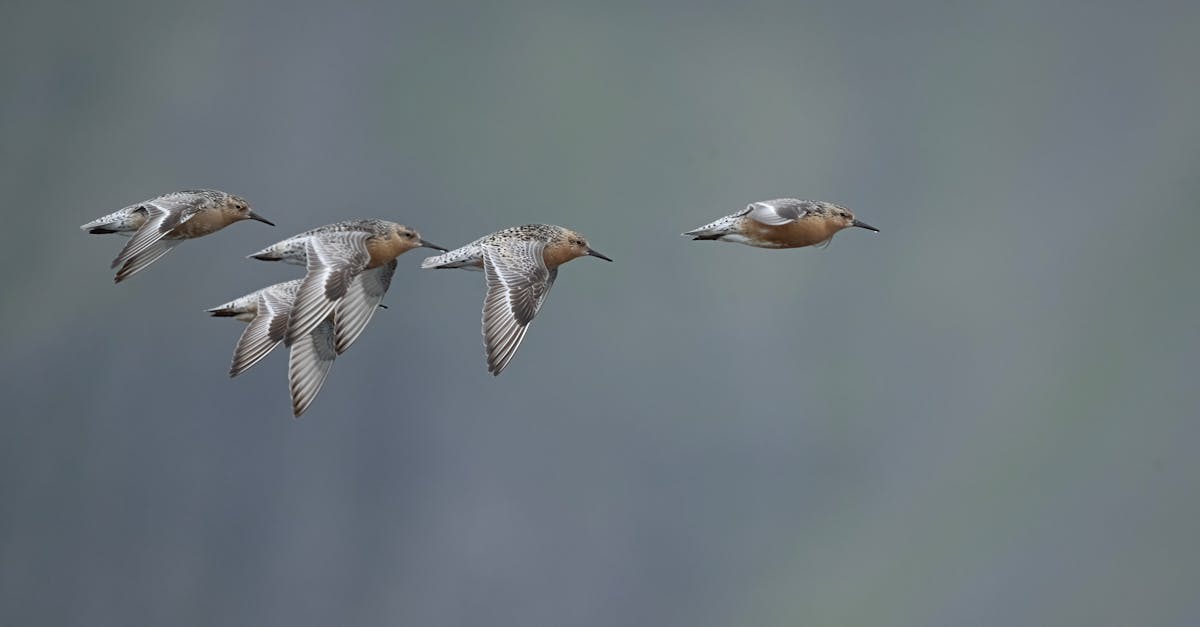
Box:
289, 318, 337, 417
229, 288, 294, 377
111, 199, 198, 282
480, 241, 556, 376
287, 233, 371, 346
333, 259, 397, 354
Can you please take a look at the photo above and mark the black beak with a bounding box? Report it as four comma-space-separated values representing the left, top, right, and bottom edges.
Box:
586, 247, 613, 262
852, 219, 879, 232
247, 211, 275, 226
420, 239, 449, 252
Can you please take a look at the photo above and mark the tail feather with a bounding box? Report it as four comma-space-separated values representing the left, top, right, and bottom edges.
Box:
205, 292, 260, 320
81, 206, 145, 235
421, 246, 481, 270
247, 239, 308, 266
682, 215, 739, 241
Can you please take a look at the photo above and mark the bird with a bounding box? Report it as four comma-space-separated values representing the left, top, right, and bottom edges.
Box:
207, 279, 305, 378
682, 199, 878, 249
249, 219, 446, 352
80, 189, 274, 283
208, 279, 365, 417
420, 224, 612, 376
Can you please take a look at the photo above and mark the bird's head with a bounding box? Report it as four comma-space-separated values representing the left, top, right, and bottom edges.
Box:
227, 196, 274, 226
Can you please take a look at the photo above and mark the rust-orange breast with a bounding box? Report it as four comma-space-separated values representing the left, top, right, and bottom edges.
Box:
745, 217, 841, 249
171, 209, 230, 238
542, 242, 581, 269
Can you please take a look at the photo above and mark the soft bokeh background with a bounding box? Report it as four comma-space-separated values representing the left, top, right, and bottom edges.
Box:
2, 1, 1197, 625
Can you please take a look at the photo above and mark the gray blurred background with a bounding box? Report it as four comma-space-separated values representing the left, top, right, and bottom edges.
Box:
1, 1, 1198, 625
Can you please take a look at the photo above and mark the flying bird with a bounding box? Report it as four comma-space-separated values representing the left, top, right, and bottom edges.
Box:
249, 219, 445, 354
683, 199, 878, 249
421, 224, 611, 376
81, 189, 274, 283
207, 278, 388, 417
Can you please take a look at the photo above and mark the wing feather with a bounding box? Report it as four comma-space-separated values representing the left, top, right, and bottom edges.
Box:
110, 196, 198, 272
333, 259, 397, 354
229, 288, 294, 377
112, 239, 182, 283
745, 199, 810, 226
288, 319, 337, 417
480, 241, 556, 375
286, 234, 371, 346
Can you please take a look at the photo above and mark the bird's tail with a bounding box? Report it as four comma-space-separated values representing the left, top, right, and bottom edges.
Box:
205, 293, 259, 320
246, 243, 288, 260
420, 245, 481, 270
80, 207, 143, 235
247, 247, 284, 262
246, 238, 309, 265
681, 215, 739, 241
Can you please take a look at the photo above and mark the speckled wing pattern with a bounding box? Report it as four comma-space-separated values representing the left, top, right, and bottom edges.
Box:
288, 318, 337, 417
110, 193, 206, 282
286, 232, 372, 346
333, 259, 397, 354
742, 199, 811, 226
229, 286, 295, 377
481, 240, 557, 376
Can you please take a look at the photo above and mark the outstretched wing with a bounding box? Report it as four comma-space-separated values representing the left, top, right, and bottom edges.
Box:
742, 199, 811, 226
229, 288, 294, 377
286, 233, 371, 346
480, 240, 556, 376
289, 318, 337, 417
110, 195, 200, 282
333, 259, 397, 354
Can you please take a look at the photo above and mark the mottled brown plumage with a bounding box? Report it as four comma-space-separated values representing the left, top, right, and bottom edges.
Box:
251, 219, 446, 349
80, 189, 274, 283
421, 224, 612, 375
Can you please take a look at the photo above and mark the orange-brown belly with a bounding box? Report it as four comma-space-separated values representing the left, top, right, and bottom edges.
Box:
745, 218, 840, 249
170, 211, 230, 239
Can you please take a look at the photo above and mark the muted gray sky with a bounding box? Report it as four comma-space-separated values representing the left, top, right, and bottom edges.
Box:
1, 1, 1198, 626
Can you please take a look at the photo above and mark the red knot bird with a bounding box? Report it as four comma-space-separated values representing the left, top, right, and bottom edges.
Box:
208, 279, 387, 417
249, 219, 446, 353
420, 224, 611, 376
683, 199, 878, 249
81, 189, 274, 283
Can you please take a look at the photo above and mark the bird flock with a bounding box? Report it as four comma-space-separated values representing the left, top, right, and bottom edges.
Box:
82, 190, 878, 416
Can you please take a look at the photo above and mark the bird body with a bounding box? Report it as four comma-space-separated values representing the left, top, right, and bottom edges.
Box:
422, 224, 611, 376
208, 280, 303, 376
81, 189, 274, 282
251, 219, 445, 349
248, 219, 428, 266
208, 279, 343, 417
683, 199, 878, 249
420, 224, 604, 271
